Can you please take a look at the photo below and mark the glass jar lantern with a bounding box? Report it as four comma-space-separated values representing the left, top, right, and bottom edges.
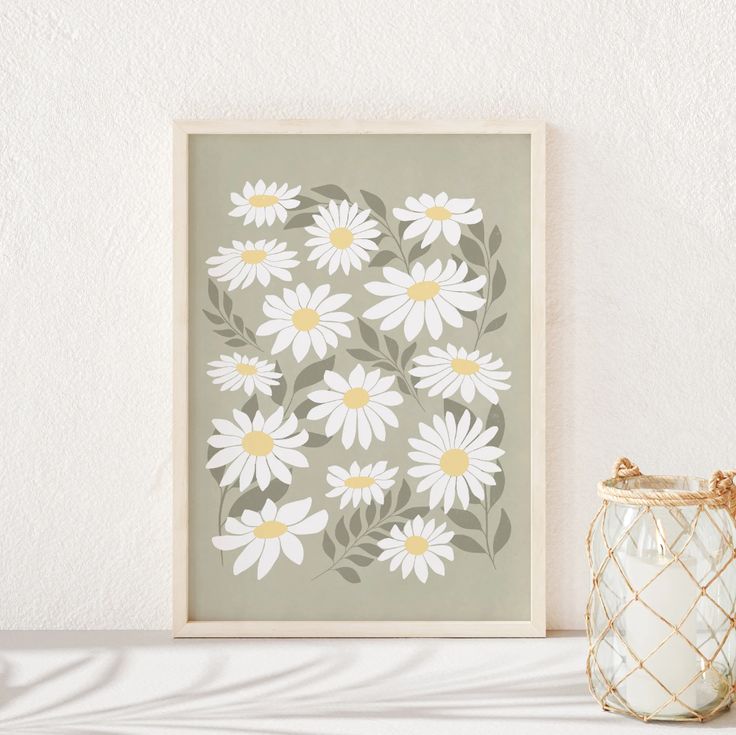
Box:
586, 458, 736, 722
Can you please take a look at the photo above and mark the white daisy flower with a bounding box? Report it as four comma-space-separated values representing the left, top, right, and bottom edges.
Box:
206, 240, 299, 290
307, 365, 403, 449
377, 515, 455, 583
393, 192, 482, 248
304, 200, 382, 275
206, 353, 282, 396
326, 461, 399, 509
206, 407, 309, 491
363, 259, 486, 341
213, 498, 328, 579
256, 283, 353, 361
408, 410, 505, 512
229, 180, 301, 226
410, 344, 511, 404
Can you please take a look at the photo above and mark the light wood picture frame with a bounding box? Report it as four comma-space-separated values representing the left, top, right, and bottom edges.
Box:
173, 120, 545, 637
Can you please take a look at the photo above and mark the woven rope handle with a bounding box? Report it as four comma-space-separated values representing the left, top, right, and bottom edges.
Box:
709, 470, 736, 518
612, 456, 641, 479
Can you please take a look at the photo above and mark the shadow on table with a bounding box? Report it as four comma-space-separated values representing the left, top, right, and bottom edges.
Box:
0, 634, 732, 734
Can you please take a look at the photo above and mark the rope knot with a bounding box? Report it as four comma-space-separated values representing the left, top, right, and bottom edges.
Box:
710, 470, 736, 519
613, 457, 641, 480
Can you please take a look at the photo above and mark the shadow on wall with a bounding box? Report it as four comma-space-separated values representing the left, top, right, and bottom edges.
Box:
0, 633, 603, 734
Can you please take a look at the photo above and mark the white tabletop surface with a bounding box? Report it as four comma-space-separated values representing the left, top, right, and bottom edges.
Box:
0, 631, 733, 734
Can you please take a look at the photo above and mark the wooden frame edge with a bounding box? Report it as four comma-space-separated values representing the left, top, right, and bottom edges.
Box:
172, 120, 546, 637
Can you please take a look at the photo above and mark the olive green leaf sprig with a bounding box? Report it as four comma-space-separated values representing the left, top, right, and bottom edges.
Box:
202, 279, 261, 352
314, 480, 429, 583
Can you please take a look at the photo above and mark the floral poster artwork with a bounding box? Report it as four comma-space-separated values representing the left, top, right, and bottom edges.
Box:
176, 125, 544, 635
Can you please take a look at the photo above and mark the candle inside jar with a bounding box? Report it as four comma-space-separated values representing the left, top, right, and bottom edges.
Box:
623, 550, 701, 717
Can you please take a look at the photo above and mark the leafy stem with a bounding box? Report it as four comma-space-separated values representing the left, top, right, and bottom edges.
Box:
378, 344, 423, 409
313, 508, 403, 581
481, 492, 497, 570
217, 303, 262, 353
374, 212, 411, 272
472, 235, 492, 350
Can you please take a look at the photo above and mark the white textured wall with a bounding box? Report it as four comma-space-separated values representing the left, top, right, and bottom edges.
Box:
1, 0, 734, 630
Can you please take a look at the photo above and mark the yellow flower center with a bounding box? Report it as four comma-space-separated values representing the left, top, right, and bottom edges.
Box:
343, 387, 370, 409
291, 307, 320, 331
425, 206, 451, 221
407, 281, 440, 301
329, 227, 354, 249
440, 448, 469, 476
451, 358, 480, 375
236, 363, 258, 376
253, 520, 288, 539
249, 194, 279, 207
345, 475, 374, 489
241, 249, 268, 264
404, 535, 429, 555
241, 431, 274, 456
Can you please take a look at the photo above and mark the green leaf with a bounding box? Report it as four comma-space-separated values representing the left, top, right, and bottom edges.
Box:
360, 189, 386, 219
322, 531, 335, 560
335, 517, 349, 547
357, 319, 380, 351
459, 235, 485, 266
373, 361, 396, 372
293, 196, 323, 210
208, 280, 219, 308
335, 566, 361, 583
469, 221, 485, 244
228, 479, 289, 516
214, 328, 236, 338
365, 503, 376, 526
370, 250, 399, 268
294, 355, 335, 394
447, 508, 483, 531
400, 342, 416, 368
244, 327, 257, 343
367, 530, 385, 540
384, 335, 399, 361
349, 508, 362, 537
395, 480, 410, 510
222, 292, 233, 317
398, 220, 410, 241
483, 313, 507, 334
493, 509, 511, 555
408, 242, 423, 263
233, 314, 245, 332
395, 506, 427, 520
379, 495, 393, 520
443, 398, 467, 423
304, 432, 330, 448
396, 376, 411, 395
226, 338, 246, 347
270, 363, 286, 404
312, 184, 350, 201
487, 473, 504, 510
284, 212, 316, 230
491, 261, 506, 302
451, 534, 486, 553
486, 403, 504, 446
488, 225, 502, 258
242, 394, 258, 415
358, 542, 381, 557
347, 555, 373, 567
203, 310, 224, 325
347, 348, 380, 362
293, 399, 316, 419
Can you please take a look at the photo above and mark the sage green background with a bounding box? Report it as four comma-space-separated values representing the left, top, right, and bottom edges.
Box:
188, 133, 531, 621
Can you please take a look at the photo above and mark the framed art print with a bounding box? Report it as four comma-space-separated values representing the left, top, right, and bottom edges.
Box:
173, 120, 545, 637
